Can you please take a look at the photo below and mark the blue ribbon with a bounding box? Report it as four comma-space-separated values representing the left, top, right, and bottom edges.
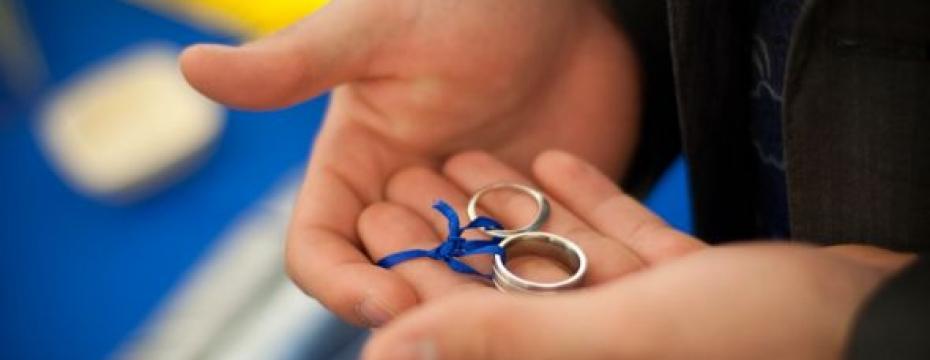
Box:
376, 200, 505, 278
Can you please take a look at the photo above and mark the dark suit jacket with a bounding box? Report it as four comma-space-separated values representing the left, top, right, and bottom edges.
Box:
611, 0, 930, 357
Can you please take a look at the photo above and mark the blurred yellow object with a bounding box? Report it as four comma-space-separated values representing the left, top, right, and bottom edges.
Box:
133, 0, 330, 37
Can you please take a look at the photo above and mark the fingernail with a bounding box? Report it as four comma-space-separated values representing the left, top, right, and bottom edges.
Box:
357, 297, 395, 327
380, 340, 437, 360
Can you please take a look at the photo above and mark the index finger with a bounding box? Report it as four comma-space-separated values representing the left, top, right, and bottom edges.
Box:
286, 120, 418, 327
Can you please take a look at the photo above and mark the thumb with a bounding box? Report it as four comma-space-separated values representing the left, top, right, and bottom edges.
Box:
821, 244, 917, 272
179, 0, 389, 109
362, 290, 636, 360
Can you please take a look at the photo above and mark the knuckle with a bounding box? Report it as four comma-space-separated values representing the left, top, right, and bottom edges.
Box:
626, 219, 666, 246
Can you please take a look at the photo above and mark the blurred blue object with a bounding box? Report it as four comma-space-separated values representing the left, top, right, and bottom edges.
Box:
0, 0, 691, 359
645, 157, 693, 234
0, 1, 324, 358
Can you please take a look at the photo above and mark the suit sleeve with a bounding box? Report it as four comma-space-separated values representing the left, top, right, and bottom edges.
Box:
607, 0, 682, 198
846, 256, 930, 359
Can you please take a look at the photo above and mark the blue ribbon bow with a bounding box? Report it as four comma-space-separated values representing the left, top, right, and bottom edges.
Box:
376, 200, 505, 278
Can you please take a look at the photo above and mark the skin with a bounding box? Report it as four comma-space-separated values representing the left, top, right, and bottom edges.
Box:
359, 150, 914, 360
180, 0, 916, 358
180, 0, 641, 326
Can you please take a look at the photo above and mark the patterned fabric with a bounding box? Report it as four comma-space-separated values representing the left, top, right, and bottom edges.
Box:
749, 0, 803, 238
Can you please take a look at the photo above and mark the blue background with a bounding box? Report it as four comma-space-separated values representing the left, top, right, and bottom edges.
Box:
0, 1, 691, 358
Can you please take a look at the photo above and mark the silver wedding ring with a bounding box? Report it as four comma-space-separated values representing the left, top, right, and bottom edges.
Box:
466, 182, 550, 237
467, 182, 586, 294
492, 231, 587, 294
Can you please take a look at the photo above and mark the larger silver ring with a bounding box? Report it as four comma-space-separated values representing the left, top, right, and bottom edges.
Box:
466, 182, 550, 238
492, 232, 587, 294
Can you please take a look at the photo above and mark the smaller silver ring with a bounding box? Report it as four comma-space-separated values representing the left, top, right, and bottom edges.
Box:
492, 231, 587, 294
466, 182, 549, 237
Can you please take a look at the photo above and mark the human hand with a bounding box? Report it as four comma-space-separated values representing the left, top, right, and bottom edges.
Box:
362, 241, 914, 360
179, 0, 643, 326
345, 150, 705, 326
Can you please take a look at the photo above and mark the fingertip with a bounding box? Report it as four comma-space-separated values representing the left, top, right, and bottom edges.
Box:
178, 42, 309, 110
534, 149, 624, 201
441, 150, 494, 178
356, 201, 437, 254
356, 267, 420, 327
179, 43, 226, 71
327, 264, 420, 327
179, 43, 233, 68
357, 201, 398, 232
284, 230, 418, 327
533, 149, 588, 181
178, 43, 236, 99
533, 149, 574, 169
178, 44, 206, 77
385, 166, 441, 204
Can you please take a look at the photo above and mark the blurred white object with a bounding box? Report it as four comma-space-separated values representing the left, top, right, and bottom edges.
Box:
38, 43, 223, 201
115, 172, 364, 360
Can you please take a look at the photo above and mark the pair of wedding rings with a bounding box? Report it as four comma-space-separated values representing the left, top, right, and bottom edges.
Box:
466, 183, 587, 294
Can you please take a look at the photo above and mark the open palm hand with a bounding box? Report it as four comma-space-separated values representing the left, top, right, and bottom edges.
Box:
180, 0, 643, 326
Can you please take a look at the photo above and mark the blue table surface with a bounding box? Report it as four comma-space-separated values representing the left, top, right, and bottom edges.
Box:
0, 1, 691, 358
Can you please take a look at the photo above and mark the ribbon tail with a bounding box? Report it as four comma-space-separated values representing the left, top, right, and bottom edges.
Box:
433, 201, 462, 237
377, 249, 435, 268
